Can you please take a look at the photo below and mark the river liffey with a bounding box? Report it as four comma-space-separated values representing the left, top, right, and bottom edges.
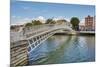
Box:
29, 35, 95, 65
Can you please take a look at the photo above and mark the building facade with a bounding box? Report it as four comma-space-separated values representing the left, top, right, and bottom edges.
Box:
85, 15, 95, 31
92, 16, 95, 31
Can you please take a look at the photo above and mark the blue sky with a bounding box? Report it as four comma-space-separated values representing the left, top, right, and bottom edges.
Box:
10, 1, 95, 24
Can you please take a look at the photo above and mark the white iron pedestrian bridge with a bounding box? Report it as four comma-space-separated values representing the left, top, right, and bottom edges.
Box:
11, 24, 75, 54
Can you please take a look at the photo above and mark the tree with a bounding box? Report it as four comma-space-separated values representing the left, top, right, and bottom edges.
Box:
10, 26, 15, 29
45, 18, 56, 24
32, 20, 42, 25
25, 22, 33, 27
70, 17, 80, 30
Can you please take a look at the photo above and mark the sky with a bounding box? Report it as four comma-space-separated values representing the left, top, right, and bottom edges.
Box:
10, 0, 95, 25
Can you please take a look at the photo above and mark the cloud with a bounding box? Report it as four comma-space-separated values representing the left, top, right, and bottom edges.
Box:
53, 16, 70, 22
80, 19, 85, 23
11, 16, 72, 25
65, 18, 70, 22
79, 19, 85, 25
34, 16, 46, 23
17, 17, 34, 24
11, 16, 34, 25
37, 16, 45, 20
11, 15, 21, 19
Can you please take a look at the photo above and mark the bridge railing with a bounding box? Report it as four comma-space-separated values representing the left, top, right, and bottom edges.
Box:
23, 24, 69, 35
10, 24, 72, 42
10, 31, 25, 42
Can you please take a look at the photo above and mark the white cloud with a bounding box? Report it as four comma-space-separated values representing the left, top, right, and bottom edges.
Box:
17, 17, 34, 24
35, 16, 46, 23
53, 16, 64, 21
53, 17, 70, 22
65, 18, 70, 22
11, 17, 35, 25
79, 19, 85, 25
38, 16, 45, 20
11, 15, 21, 19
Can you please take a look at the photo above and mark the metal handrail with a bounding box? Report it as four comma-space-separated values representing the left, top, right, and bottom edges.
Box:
10, 24, 72, 42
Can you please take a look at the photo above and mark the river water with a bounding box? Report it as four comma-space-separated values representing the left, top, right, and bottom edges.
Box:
29, 35, 95, 65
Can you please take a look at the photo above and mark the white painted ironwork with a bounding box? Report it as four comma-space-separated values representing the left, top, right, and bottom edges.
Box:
11, 24, 73, 53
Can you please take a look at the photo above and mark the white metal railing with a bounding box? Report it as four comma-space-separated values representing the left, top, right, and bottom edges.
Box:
10, 24, 72, 42
24, 24, 71, 35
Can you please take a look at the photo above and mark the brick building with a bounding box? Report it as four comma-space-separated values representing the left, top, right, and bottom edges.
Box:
85, 15, 95, 31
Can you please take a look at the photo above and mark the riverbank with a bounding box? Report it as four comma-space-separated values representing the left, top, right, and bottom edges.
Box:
54, 31, 95, 36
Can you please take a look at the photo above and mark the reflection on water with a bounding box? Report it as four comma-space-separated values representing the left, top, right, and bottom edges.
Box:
29, 35, 95, 65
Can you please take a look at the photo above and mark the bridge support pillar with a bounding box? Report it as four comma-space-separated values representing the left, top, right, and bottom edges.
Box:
10, 40, 29, 67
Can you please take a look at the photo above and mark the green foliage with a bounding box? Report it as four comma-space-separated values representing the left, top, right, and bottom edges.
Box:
25, 20, 43, 28
25, 23, 33, 27
45, 18, 56, 24
70, 17, 80, 30
10, 26, 15, 29
32, 20, 42, 25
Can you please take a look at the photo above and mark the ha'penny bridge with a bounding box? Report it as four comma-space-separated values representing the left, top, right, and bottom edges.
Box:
10, 24, 75, 66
